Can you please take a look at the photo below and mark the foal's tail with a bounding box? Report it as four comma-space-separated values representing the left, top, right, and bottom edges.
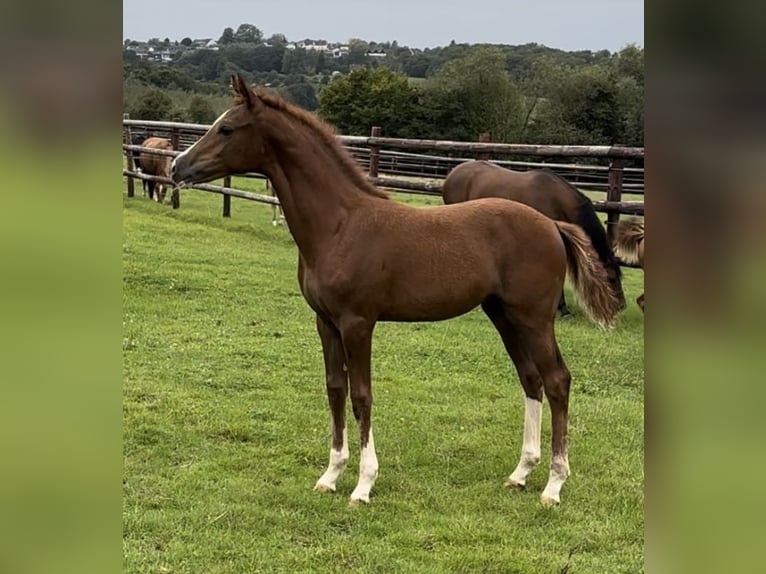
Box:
614, 217, 645, 265
556, 221, 621, 329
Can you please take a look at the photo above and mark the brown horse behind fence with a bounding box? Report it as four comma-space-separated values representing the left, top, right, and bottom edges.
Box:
442, 160, 627, 320
170, 74, 622, 506
614, 217, 645, 312
139, 137, 174, 203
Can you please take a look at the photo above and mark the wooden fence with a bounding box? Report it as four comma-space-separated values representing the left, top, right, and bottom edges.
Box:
123, 117, 644, 244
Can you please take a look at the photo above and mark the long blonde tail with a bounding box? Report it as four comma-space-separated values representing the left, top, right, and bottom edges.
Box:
614, 217, 645, 265
556, 221, 621, 329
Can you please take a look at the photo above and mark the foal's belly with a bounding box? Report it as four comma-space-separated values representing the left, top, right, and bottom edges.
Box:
377, 296, 485, 322
376, 258, 497, 322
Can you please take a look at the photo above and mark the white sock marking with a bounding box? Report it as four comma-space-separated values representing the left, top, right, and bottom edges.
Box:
541, 453, 570, 504
314, 427, 349, 492
350, 428, 378, 503
507, 396, 542, 486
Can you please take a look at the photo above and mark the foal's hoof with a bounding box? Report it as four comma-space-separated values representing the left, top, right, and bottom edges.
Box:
504, 478, 525, 490
348, 493, 371, 507
313, 482, 336, 494
540, 495, 560, 507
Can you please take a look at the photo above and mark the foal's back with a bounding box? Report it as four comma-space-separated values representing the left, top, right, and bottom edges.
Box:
331, 197, 568, 322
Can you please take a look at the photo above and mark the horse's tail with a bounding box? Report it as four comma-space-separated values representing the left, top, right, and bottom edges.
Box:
556, 221, 620, 329
543, 169, 622, 279
614, 217, 645, 265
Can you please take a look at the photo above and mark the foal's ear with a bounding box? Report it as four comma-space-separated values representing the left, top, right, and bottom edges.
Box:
230, 73, 256, 109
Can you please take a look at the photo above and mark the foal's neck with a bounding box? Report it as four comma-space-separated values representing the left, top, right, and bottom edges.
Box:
261, 113, 374, 263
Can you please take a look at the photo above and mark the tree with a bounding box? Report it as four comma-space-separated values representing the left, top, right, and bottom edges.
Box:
613, 44, 643, 86
528, 64, 622, 144
168, 108, 188, 122
425, 47, 525, 142
347, 38, 369, 65
123, 49, 139, 63
181, 37, 193, 47
267, 33, 287, 46
187, 95, 217, 124
615, 75, 644, 146
517, 56, 568, 140
610, 45, 644, 145
318, 67, 421, 137
281, 48, 312, 75
281, 82, 318, 110
234, 23, 263, 44
176, 49, 227, 82
219, 27, 235, 45
131, 89, 173, 120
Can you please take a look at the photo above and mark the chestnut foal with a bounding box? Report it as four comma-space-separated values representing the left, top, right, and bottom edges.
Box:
171, 74, 621, 506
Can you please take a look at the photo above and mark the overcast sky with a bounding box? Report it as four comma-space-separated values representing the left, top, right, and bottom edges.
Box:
123, 0, 643, 53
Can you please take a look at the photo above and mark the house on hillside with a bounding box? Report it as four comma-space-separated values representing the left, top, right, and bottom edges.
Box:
132, 46, 173, 62
332, 45, 350, 58
192, 38, 219, 50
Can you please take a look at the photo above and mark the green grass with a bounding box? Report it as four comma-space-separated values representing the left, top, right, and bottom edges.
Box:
123, 183, 644, 573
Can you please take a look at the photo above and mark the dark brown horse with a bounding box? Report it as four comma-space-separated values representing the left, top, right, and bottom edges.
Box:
139, 137, 174, 203
614, 217, 645, 312
442, 161, 627, 320
170, 74, 622, 506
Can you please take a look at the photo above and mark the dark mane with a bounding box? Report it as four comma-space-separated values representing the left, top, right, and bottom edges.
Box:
239, 89, 389, 200
540, 168, 621, 278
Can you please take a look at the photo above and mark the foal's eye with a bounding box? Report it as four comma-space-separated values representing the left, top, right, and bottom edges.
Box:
218, 125, 234, 136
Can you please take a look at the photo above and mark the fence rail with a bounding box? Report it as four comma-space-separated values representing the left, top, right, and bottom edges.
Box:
123, 117, 644, 245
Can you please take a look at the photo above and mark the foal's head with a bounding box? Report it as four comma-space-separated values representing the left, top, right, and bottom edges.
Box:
171, 74, 269, 186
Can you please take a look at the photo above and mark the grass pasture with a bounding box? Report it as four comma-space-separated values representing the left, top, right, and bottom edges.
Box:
123, 182, 644, 573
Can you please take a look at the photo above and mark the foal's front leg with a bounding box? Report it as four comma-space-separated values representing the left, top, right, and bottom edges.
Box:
341, 318, 378, 505
313, 315, 350, 493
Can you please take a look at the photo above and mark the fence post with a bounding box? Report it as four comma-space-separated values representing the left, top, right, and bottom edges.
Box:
368, 126, 381, 178
170, 127, 180, 151
477, 132, 491, 161
606, 157, 625, 245
123, 113, 135, 198
223, 176, 232, 217
170, 127, 181, 209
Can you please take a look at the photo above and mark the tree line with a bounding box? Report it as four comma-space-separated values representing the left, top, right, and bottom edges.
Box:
123, 24, 643, 146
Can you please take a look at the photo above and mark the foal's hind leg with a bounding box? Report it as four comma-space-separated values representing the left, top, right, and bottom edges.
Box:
481, 298, 544, 490
520, 324, 572, 506
313, 315, 350, 493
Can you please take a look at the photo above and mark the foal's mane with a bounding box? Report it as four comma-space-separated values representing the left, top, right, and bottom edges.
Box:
238, 88, 389, 200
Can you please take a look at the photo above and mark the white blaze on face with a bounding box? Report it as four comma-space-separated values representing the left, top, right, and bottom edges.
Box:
349, 428, 379, 504
172, 109, 230, 170
507, 396, 542, 487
